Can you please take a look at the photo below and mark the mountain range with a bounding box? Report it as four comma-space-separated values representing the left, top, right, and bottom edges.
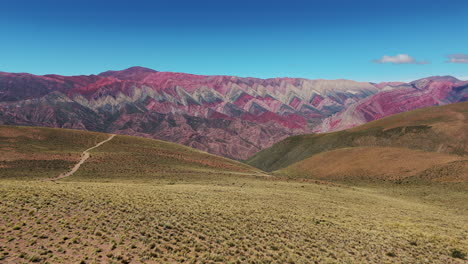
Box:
1, 66, 467, 159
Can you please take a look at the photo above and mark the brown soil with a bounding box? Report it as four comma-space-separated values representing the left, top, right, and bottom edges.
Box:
277, 146, 468, 182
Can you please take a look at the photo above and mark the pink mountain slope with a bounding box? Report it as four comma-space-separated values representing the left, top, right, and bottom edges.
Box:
1, 68, 466, 159
0, 67, 378, 159
315, 77, 468, 132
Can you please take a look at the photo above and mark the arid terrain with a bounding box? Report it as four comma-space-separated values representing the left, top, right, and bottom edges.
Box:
1, 67, 466, 159
248, 102, 468, 174
2, 1, 467, 263
1, 176, 466, 263
0, 109, 467, 263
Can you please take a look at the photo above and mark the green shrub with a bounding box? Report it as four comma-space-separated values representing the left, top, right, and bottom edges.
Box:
450, 249, 466, 259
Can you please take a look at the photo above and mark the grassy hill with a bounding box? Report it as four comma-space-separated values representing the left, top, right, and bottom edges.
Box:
247, 102, 468, 175
0, 125, 467, 263
0, 125, 265, 181
275, 146, 468, 182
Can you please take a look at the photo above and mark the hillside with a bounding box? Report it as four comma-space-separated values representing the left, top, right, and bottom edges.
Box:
275, 147, 468, 182
1, 127, 467, 263
0, 68, 378, 160
1, 67, 466, 160
247, 102, 468, 173
0, 125, 265, 181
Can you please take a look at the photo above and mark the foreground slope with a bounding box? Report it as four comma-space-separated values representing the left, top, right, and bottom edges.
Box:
247, 102, 468, 173
1, 178, 467, 263
0, 125, 264, 181
0, 126, 467, 263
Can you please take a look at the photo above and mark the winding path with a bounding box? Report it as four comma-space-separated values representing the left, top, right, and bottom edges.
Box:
48, 134, 115, 181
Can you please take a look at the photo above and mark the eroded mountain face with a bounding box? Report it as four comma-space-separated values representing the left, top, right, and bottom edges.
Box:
0, 67, 466, 159
315, 77, 468, 133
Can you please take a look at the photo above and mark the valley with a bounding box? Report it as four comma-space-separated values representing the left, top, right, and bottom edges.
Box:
0, 122, 467, 263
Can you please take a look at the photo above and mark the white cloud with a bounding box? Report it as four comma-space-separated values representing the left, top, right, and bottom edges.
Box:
446, 54, 468, 63
372, 54, 429, 64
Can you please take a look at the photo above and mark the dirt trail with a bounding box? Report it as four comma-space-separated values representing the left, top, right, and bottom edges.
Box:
47, 134, 115, 181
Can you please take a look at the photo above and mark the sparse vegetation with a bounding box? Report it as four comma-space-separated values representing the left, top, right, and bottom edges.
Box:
274, 146, 468, 182
0, 179, 467, 263
68, 133, 266, 182
0, 125, 265, 182
247, 102, 468, 172
0, 124, 466, 263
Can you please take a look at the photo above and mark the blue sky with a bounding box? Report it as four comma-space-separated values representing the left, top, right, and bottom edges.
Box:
1, 0, 467, 82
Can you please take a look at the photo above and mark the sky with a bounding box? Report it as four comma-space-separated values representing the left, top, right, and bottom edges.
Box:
1, 0, 467, 82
